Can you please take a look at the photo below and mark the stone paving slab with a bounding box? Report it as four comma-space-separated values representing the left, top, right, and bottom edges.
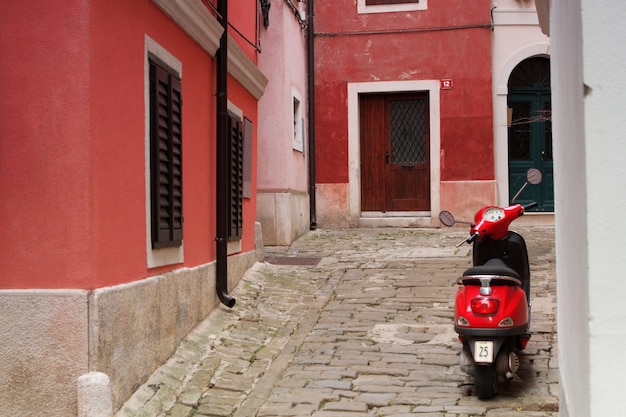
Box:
115, 227, 558, 417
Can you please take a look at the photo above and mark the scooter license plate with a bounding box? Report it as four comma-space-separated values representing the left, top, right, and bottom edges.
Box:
474, 341, 494, 363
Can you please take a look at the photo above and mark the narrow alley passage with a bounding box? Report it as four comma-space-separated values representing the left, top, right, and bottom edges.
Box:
117, 227, 558, 417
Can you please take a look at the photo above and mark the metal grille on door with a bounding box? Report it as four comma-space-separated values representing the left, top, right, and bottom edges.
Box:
390, 99, 427, 165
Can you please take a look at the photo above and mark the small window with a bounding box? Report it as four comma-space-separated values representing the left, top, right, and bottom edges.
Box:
228, 111, 244, 241
149, 56, 183, 249
358, 0, 426, 14
366, 0, 418, 4
293, 92, 303, 152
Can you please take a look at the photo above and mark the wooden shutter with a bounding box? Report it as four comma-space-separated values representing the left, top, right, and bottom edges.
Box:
150, 58, 183, 248
227, 112, 243, 241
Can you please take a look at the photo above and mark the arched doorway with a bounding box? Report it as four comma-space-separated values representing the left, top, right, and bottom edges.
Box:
508, 57, 553, 211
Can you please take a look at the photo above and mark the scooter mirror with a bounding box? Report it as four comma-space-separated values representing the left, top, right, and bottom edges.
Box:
526, 168, 543, 185
439, 210, 455, 227
512, 168, 544, 203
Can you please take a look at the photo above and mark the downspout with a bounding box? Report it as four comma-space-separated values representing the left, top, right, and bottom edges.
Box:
216, 0, 236, 307
307, 0, 317, 229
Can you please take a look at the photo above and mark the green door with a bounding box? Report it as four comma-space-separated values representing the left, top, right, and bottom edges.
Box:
508, 58, 554, 211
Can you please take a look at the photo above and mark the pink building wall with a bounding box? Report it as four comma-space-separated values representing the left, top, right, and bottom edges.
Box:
256, 0, 311, 244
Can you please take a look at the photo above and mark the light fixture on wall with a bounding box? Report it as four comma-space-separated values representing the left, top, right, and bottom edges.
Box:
260, 0, 271, 28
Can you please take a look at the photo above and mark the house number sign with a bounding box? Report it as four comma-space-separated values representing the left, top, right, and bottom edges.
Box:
441, 79, 453, 89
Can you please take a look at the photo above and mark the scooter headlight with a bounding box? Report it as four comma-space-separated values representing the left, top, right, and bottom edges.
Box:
498, 317, 514, 327
457, 316, 470, 327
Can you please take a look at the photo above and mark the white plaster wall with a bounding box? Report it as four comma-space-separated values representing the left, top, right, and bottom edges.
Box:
491, 0, 550, 206
580, 1, 626, 415
552, 1, 626, 415
551, 1, 589, 415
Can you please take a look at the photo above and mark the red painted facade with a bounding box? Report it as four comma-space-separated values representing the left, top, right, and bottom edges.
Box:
0, 0, 260, 290
313, 0, 494, 222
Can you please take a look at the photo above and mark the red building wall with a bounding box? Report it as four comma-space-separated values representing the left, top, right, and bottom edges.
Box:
0, 2, 265, 415
313, 1, 493, 209
0, 0, 259, 290
1, 2, 94, 289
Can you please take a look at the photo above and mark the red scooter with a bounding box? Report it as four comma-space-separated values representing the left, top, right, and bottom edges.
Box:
439, 168, 542, 399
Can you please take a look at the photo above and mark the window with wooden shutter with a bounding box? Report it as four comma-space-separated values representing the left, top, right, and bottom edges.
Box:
149, 57, 183, 249
227, 111, 243, 241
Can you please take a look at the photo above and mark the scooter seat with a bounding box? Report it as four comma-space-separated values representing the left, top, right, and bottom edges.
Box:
462, 258, 520, 280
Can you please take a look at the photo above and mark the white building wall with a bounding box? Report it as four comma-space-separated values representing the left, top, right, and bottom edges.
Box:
551, 0, 626, 415
551, 2, 589, 415
491, 0, 549, 207
581, 1, 626, 415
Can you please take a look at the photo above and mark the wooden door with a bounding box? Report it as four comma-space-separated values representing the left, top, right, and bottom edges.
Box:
360, 93, 430, 212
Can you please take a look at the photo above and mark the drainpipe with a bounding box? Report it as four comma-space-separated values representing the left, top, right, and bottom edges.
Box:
307, 0, 317, 229
216, 0, 236, 308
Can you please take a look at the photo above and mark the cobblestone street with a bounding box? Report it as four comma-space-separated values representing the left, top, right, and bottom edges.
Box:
116, 227, 558, 417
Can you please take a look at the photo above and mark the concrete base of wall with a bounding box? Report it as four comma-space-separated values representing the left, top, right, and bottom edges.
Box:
0, 247, 258, 417
315, 183, 351, 228
0, 290, 89, 417
257, 190, 310, 245
440, 180, 554, 226
513, 212, 554, 226
89, 262, 218, 410
92, 249, 257, 412
440, 180, 498, 223
317, 181, 509, 229
358, 216, 437, 228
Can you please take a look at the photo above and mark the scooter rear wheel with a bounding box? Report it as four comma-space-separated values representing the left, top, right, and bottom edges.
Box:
474, 364, 498, 399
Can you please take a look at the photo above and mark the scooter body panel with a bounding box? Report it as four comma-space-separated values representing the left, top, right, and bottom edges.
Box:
454, 284, 529, 332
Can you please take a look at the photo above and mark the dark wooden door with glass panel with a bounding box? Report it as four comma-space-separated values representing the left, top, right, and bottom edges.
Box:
360, 92, 430, 212
508, 57, 553, 211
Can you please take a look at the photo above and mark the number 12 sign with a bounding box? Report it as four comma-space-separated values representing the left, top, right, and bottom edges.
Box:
441, 79, 453, 90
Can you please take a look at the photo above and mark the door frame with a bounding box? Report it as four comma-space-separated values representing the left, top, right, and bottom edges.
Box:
347, 80, 441, 225
493, 44, 550, 209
